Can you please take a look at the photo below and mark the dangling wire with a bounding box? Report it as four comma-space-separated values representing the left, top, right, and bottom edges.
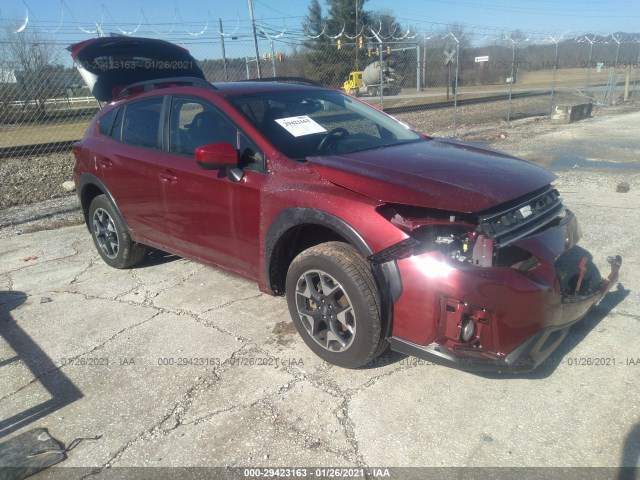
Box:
36, 0, 64, 34
379, 22, 398, 40
325, 21, 345, 40
69, 0, 104, 35
141, 8, 177, 36
102, 4, 142, 36
392, 25, 417, 40
176, 8, 209, 37
13, 8, 29, 33
343, 21, 363, 40
218, 14, 240, 37
303, 22, 326, 39
362, 21, 381, 40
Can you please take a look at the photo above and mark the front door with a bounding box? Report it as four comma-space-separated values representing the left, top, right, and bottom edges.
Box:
155, 96, 264, 277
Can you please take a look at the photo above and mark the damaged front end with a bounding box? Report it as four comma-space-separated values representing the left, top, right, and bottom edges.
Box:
371, 185, 622, 372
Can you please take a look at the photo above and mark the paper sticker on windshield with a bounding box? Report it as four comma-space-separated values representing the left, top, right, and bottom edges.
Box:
275, 116, 327, 137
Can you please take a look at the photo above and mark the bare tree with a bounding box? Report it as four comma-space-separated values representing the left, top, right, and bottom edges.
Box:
4, 27, 63, 115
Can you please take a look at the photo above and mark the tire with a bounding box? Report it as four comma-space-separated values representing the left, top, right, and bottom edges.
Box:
285, 241, 388, 368
88, 194, 147, 269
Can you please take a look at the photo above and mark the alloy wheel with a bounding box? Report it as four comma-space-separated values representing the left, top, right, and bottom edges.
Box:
92, 207, 119, 259
294, 269, 356, 352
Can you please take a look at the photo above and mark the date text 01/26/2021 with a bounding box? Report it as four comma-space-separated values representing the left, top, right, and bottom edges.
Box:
243, 468, 391, 478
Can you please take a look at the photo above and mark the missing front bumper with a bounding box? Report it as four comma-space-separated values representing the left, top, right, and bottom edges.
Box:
390, 254, 622, 373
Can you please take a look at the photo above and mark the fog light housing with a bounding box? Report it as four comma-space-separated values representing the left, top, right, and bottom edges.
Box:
461, 318, 476, 343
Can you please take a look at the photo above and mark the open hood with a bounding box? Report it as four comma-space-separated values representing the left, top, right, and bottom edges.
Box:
68, 37, 205, 102
309, 139, 556, 213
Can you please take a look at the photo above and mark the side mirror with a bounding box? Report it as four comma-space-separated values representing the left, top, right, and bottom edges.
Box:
195, 142, 238, 170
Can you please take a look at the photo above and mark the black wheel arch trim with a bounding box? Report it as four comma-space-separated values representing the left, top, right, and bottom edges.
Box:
266, 207, 402, 338
78, 173, 129, 232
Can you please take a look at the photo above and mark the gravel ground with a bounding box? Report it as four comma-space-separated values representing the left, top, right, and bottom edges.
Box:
0, 195, 83, 239
0, 152, 75, 210
397, 92, 639, 139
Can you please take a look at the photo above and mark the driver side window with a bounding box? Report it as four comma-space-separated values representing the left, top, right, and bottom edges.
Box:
169, 98, 237, 157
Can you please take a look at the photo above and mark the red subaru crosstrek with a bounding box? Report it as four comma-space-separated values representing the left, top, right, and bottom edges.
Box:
70, 37, 621, 371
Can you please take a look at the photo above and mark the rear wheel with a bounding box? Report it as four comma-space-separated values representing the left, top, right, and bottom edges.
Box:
285, 242, 387, 368
88, 195, 147, 269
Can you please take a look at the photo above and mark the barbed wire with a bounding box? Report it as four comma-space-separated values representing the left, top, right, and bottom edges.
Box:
4, 0, 639, 42
2, 6, 640, 52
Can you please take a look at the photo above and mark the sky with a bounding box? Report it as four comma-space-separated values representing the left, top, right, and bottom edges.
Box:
1, 0, 639, 65
2, 0, 640, 40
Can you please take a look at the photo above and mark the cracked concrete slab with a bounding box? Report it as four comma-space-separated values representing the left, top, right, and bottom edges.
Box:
62, 260, 139, 300
0, 292, 157, 399
200, 294, 328, 374
182, 347, 297, 425
0, 230, 84, 273
349, 315, 639, 467
0, 311, 244, 467
269, 380, 354, 460
114, 402, 356, 467
10, 259, 91, 296
152, 268, 257, 316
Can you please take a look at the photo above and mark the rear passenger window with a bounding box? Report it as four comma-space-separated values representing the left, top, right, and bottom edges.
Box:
121, 98, 163, 149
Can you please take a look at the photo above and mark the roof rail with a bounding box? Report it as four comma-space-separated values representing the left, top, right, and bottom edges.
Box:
117, 77, 215, 98
237, 77, 324, 87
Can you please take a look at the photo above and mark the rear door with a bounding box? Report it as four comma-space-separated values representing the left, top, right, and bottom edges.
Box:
98, 97, 165, 241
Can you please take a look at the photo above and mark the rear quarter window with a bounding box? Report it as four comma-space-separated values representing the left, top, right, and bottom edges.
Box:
98, 109, 116, 136
121, 97, 164, 149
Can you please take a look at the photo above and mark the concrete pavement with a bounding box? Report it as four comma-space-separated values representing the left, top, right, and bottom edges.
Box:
1, 113, 639, 476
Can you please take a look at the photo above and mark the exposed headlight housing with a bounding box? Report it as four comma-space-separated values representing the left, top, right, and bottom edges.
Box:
372, 204, 540, 272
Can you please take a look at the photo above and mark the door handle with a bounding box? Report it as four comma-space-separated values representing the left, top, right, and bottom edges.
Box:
159, 172, 178, 184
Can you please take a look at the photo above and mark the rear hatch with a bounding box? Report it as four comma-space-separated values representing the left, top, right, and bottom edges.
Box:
68, 36, 205, 102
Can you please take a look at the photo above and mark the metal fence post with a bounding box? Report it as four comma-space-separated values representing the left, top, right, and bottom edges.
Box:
416, 42, 421, 91
633, 42, 640, 99
506, 37, 516, 124
453, 42, 459, 137
379, 40, 384, 109
548, 37, 560, 116
584, 36, 594, 98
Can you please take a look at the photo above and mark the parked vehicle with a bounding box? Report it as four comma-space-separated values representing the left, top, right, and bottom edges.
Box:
343, 61, 402, 97
70, 37, 621, 371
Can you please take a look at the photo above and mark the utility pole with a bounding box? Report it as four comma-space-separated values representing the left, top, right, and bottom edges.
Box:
247, 0, 262, 78
355, 0, 359, 71
219, 18, 228, 81
416, 42, 421, 91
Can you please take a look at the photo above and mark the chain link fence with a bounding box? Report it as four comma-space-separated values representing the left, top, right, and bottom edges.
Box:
1, 24, 639, 158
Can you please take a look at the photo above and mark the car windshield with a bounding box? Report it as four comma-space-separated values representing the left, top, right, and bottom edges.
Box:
227, 89, 422, 159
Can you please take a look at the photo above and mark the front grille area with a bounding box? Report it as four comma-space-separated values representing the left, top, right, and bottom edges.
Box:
478, 186, 564, 246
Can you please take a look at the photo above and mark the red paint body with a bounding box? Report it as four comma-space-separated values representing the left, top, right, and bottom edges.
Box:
71, 37, 621, 371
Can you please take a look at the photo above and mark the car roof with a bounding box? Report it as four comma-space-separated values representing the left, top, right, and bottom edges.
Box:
211, 81, 326, 96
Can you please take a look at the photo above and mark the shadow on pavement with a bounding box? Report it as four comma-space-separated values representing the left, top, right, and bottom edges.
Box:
0, 291, 83, 439
134, 248, 180, 269
618, 423, 640, 479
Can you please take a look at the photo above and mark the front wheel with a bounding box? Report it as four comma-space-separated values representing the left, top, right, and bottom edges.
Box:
285, 242, 387, 368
